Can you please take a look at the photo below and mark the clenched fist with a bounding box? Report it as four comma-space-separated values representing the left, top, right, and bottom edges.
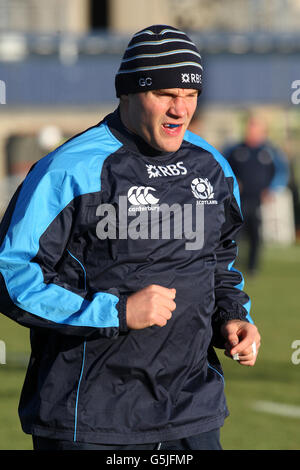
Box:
126, 284, 176, 330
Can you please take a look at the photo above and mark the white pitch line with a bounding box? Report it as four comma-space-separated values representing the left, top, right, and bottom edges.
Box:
253, 401, 300, 419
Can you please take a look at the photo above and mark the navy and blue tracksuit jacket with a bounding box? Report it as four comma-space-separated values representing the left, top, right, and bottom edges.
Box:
0, 109, 252, 444
223, 141, 289, 208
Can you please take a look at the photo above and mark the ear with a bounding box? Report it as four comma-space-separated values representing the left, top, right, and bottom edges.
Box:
120, 94, 129, 103
119, 95, 131, 129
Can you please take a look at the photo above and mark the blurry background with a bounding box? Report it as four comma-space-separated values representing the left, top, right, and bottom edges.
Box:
0, 0, 300, 450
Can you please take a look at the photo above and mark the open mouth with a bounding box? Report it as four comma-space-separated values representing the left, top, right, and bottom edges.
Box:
162, 123, 183, 135
164, 123, 180, 128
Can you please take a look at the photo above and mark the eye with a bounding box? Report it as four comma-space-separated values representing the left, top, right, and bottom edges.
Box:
187, 93, 198, 99
156, 92, 172, 98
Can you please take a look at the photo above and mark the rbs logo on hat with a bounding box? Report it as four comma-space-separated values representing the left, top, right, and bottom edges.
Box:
181, 73, 201, 84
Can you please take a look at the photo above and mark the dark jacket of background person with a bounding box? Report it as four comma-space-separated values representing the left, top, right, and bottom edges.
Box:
223, 116, 290, 273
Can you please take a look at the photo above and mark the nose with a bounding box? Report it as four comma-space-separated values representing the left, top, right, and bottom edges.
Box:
168, 97, 187, 118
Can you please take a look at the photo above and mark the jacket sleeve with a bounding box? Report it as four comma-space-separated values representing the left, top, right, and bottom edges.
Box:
211, 172, 253, 348
0, 159, 127, 339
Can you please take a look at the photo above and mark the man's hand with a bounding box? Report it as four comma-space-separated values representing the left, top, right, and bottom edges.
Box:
220, 319, 261, 366
126, 284, 176, 330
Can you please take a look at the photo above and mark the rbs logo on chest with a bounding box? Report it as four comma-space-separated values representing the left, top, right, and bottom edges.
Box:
146, 161, 187, 178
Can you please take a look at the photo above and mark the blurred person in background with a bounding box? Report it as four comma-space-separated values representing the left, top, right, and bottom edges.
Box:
223, 115, 290, 275
0, 25, 260, 451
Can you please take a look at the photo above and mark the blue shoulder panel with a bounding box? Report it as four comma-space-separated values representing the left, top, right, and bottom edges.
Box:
184, 130, 253, 324
268, 146, 290, 191
0, 123, 123, 328
184, 130, 242, 212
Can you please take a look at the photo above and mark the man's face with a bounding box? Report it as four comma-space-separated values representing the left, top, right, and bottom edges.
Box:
121, 88, 198, 153
245, 117, 267, 148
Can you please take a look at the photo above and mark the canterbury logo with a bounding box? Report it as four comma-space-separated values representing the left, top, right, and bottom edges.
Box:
127, 186, 160, 206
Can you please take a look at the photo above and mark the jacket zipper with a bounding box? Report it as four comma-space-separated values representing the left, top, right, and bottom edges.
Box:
74, 341, 87, 442
66, 249, 88, 442
207, 362, 225, 384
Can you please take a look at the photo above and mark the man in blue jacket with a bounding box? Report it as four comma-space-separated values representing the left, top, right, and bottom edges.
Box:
0, 25, 260, 450
224, 115, 289, 275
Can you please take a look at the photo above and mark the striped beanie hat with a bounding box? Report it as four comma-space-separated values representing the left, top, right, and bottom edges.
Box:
115, 24, 203, 97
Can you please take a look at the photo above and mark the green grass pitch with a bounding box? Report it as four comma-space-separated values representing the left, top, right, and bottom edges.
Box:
0, 243, 300, 450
